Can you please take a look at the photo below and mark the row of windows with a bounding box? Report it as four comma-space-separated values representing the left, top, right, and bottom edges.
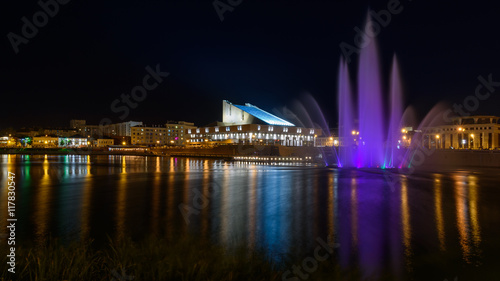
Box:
132, 128, 166, 132
132, 127, 190, 132
189, 133, 316, 139
132, 132, 184, 136
441, 126, 496, 132
188, 127, 314, 134
165, 126, 185, 129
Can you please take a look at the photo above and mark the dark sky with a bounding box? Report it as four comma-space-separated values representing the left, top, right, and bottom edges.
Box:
2, 0, 500, 129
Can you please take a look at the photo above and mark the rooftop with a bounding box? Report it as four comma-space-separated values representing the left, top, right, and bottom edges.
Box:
233, 103, 295, 126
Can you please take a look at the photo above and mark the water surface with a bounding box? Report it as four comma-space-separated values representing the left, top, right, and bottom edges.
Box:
1, 154, 499, 280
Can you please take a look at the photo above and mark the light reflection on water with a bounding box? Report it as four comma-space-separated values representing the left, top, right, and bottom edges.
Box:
0, 154, 499, 279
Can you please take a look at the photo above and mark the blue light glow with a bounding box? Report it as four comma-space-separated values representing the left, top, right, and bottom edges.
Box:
233, 104, 295, 126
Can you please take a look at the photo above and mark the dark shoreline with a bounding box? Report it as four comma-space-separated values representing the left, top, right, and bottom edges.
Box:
0, 148, 156, 157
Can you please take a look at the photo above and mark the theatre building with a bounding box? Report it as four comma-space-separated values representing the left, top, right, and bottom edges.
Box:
186, 100, 321, 147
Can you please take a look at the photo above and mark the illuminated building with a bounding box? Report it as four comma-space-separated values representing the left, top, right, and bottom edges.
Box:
0, 136, 18, 147
222, 100, 295, 126
93, 139, 115, 147
186, 100, 321, 147
165, 121, 196, 146
31, 135, 89, 148
71, 120, 143, 137
32, 136, 59, 148
131, 125, 167, 146
316, 136, 340, 147
58, 136, 88, 147
422, 116, 500, 150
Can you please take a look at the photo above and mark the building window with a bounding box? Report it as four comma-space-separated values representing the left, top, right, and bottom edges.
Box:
226, 127, 230, 132
310, 129, 315, 134
257, 125, 261, 131
205, 128, 209, 133
268, 126, 274, 132
196, 129, 200, 133
237, 126, 242, 131
215, 127, 219, 132
283, 127, 288, 132
297, 128, 302, 133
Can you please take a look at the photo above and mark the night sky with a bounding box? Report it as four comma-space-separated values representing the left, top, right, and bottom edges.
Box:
2, 0, 500, 130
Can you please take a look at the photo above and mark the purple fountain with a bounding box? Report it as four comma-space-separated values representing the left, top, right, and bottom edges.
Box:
337, 17, 404, 168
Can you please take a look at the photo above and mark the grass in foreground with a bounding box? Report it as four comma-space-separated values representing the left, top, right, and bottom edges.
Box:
1, 235, 365, 281
1, 235, 284, 281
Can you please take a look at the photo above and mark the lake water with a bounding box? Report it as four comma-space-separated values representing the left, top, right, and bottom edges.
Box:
1, 154, 499, 280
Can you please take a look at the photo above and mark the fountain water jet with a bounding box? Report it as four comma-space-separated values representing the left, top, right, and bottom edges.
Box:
357, 24, 385, 168
337, 16, 405, 169
338, 58, 355, 168
384, 55, 404, 169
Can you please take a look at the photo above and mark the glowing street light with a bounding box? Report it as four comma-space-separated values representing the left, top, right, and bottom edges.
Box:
401, 128, 406, 133
436, 135, 440, 139
122, 142, 126, 145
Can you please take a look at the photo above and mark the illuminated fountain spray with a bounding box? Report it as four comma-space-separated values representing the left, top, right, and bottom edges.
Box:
356, 23, 385, 168
337, 58, 355, 167
337, 18, 404, 168
384, 55, 404, 169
